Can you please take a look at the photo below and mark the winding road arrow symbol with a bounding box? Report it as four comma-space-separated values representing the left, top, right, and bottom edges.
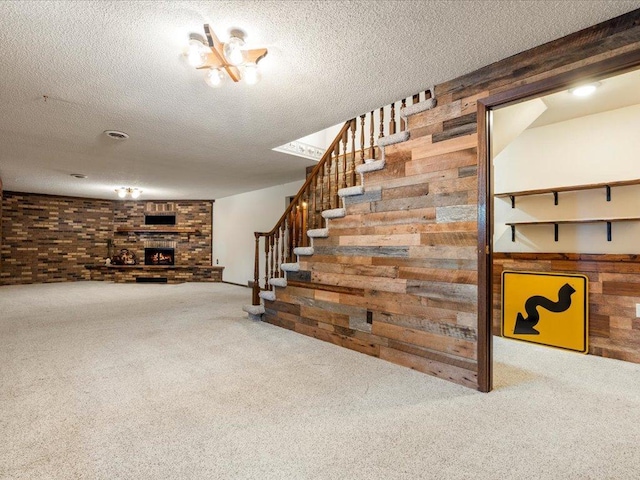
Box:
514, 283, 576, 335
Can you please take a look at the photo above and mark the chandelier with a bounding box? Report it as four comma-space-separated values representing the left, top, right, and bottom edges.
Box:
186, 24, 268, 86
115, 187, 142, 199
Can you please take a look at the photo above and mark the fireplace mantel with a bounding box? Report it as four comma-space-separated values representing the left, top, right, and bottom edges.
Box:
115, 226, 201, 234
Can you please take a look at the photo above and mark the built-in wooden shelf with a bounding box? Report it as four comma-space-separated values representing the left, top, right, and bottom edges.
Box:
495, 179, 640, 208
505, 217, 640, 242
115, 226, 201, 234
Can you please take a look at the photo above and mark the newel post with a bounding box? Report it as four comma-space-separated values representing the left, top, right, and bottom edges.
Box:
252, 233, 260, 305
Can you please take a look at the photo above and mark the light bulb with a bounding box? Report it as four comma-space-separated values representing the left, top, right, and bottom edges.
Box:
223, 36, 245, 66
243, 64, 260, 85
130, 188, 141, 199
116, 188, 127, 198
205, 68, 223, 87
570, 83, 599, 97
187, 39, 207, 68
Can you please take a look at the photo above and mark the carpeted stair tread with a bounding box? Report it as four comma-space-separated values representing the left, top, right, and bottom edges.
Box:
307, 228, 329, 238
338, 185, 365, 197
242, 304, 265, 316
377, 131, 410, 147
401, 98, 436, 118
268, 277, 288, 288
356, 159, 386, 174
321, 208, 346, 219
293, 246, 314, 256
258, 290, 276, 302
281, 262, 300, 272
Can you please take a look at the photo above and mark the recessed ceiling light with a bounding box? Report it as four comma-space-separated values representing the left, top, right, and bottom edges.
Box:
104, 130, 129, 140
570, 82, 600, 97
70, 173, 87, 179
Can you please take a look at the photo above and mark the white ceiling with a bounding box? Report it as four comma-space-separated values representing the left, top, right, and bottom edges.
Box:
1, 1, 639, 200
529, 68, 640, 128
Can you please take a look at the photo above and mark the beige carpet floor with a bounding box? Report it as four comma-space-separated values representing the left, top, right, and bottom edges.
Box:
1, 281, 639, 479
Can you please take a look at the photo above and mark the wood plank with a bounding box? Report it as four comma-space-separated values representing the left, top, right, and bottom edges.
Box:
338, 233, 422, 247
374, 311, 477, 341
372, 321, 477, 359
373, 191, 468, 213
311, 271, 408, 294
405, 148, 477, 176
412, 133, 478, 161
386, 339, 478, 372
495, 178, 640, 199
379, 346, 478, 389
602, 281, 640, 296
398, 266, 477, 284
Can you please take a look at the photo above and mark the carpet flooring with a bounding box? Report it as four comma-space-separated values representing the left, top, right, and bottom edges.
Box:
1, 281, 639, 479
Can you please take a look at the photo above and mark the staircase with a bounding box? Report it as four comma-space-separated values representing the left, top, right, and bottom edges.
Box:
242, 87, 437, 318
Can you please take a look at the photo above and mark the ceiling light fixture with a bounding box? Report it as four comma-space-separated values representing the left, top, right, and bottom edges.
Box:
115, 187, 142, 199
570, 82, 600, 97
186, 24, 268, 87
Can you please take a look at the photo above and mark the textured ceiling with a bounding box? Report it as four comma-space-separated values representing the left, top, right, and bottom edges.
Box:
1, 1, 639, 200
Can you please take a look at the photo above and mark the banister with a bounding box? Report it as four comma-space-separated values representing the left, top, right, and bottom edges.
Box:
254, 120, 352, 239
250, 91, 429, 305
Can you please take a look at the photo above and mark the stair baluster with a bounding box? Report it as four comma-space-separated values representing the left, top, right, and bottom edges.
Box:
334, 142, 340, 209
400, 99, 407, 131
390, 102, 396, 135
350, 119, 357, 186
264, 236, 270, 291
360, 114, 365, 164
369, 110, 375, 160
379, 106, 384, 139
341, 129, 348, 191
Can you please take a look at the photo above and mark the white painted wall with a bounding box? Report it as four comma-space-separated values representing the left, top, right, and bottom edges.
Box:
213, 180, 304, 286
493, 103, 640, 254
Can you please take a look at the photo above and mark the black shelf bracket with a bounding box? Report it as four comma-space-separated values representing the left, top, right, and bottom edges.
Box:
607, 221, 612, 241
511, 225, 515, 242
553, 191, 558, 206
554, 223, 559, 242
510, 195, 515, 209
606, 185, 611, 202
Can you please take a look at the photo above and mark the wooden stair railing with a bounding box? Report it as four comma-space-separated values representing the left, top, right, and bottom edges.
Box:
251, 92, 432, 305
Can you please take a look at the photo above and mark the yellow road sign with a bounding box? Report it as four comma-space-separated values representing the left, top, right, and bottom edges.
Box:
502, 271, 588, 353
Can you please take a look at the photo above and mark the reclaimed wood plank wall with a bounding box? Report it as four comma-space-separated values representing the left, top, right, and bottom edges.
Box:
494, 253, 640, 363
263, 10, 640, 389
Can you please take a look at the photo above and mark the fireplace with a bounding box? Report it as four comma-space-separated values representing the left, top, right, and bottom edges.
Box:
145, 247, 175, 265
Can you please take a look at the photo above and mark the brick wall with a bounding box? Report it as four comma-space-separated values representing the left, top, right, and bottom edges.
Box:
1, 192, 114, 284
1, 193, 214, 285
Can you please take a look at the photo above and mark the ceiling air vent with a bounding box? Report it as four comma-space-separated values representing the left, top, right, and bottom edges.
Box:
103, 130, 129, 140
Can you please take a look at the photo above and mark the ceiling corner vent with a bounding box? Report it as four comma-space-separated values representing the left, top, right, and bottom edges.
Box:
104, 130, 129, 140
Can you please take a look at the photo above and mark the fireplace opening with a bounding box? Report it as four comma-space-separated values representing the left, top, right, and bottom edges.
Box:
145, 247, 175, 265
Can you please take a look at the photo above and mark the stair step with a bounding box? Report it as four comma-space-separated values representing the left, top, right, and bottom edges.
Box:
401, 97, 436, 118
293, 246, 314, 256
268, 277, 287, 288
242, 304, 265, 316
281, 262, 300, 272
321, 208, 346, 219
378, 131, 410, 147
259, 290, 276, 302
307, 228, 329, 238
338, 185, 364, 197
356, 159, 385, 174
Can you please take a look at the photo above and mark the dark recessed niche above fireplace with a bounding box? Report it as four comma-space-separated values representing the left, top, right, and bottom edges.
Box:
145, 214, 176, 225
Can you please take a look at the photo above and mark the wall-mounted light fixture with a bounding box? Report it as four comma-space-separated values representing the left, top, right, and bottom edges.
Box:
115, 187, 142, 199
186, 24, 268, 87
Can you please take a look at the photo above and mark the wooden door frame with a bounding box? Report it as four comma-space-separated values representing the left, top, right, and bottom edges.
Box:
476, 48, 640, 393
